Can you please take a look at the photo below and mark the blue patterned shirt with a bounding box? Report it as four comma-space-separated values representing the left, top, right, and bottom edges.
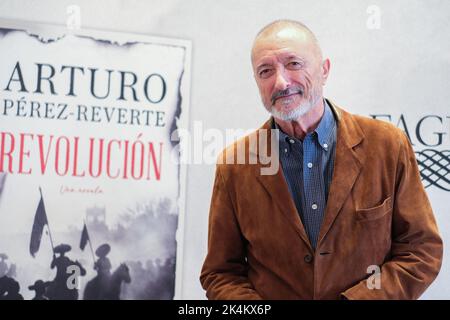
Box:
275, 100, 337, 249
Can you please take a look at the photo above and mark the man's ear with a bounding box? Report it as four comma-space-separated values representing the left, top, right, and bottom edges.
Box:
321, 58, 331, 85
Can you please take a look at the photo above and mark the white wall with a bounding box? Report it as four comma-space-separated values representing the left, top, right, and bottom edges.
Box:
1, 0, 449, 299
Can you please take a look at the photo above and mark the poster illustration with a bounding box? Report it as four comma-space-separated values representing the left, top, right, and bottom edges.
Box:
0, 21, 190, 300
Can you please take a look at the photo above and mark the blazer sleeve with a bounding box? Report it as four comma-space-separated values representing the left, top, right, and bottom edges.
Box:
342, 131, 443, 299
200, 164, 263, 300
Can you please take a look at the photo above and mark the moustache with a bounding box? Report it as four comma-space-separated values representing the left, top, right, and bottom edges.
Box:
271, 86, 304, 105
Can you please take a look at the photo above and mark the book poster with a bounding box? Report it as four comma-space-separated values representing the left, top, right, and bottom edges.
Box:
0, 22, 190, 300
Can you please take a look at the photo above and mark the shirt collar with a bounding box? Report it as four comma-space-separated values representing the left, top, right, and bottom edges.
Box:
272, 99, 336, 150
314, 99, 336, 150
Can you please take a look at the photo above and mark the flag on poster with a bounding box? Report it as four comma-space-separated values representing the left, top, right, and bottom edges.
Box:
80, 223, 90, 251
29, 192, 48, 258
0, 173, 6, 201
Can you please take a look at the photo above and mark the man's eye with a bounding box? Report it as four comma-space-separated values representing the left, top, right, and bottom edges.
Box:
288, 61, 302, 68
259, 69, 272, 77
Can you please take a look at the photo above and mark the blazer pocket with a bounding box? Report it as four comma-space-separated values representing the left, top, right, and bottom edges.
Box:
356, 196, 392, 221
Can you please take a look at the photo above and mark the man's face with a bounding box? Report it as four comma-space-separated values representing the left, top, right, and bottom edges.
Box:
252, 28, 329, 121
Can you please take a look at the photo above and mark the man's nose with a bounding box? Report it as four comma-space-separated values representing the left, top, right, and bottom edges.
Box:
274, 70, 290, 90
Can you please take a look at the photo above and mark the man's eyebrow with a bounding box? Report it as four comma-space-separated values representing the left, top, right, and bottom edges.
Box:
256, 63, 272, 71
283, 55, 302, 61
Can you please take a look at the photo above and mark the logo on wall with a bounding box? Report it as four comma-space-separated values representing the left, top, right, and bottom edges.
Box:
415, 149, 450, 191
370, 114, 450, 192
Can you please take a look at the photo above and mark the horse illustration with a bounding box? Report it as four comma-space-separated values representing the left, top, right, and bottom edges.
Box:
83, 263, 131, 300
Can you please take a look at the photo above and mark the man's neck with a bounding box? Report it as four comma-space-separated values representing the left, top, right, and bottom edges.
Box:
274, 98, 325, 140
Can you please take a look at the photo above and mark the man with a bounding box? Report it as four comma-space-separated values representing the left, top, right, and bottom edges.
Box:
200, 20, 443, 299
29, 280, 50, 300
47, 243, 86, 300
0, 276, 23, 300
94, 243, 112, 277
94, 243, 112, 299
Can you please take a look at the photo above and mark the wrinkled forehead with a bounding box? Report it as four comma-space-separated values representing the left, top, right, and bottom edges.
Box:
251, 34, 319, 69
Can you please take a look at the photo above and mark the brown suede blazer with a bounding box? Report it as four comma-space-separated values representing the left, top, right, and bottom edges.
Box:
200, 100, 443, 300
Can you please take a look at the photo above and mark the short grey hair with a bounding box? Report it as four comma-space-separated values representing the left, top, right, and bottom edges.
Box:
255, 19, 317, 42
252, 19, 323, 60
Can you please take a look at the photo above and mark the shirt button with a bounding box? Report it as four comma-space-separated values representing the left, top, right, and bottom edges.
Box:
289, 139, 295, 144
311, 203, 318, 210
307, 162, 313, 168
304, 254, 313, 263
323, 143, 328, 149
284, 148, 288, 153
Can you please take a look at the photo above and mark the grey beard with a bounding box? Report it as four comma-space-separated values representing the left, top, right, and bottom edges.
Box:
265, 91, 321, 121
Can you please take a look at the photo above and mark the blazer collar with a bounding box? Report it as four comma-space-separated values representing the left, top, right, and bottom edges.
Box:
254, 99, 366, 250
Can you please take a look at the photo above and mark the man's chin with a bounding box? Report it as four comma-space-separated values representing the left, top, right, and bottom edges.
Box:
269, 104, 311, 121
270, 108, 302, 121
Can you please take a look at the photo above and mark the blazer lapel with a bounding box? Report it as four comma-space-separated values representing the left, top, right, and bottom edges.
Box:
254, 119, 313, 251
252, 102, 366, 251
317, 101, 365, 246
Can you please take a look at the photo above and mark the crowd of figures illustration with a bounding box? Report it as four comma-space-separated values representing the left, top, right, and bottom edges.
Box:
0, 243, 132, 300
0, 182, 178, 300
0, 248, 177, 300
0, 250, 176, 300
